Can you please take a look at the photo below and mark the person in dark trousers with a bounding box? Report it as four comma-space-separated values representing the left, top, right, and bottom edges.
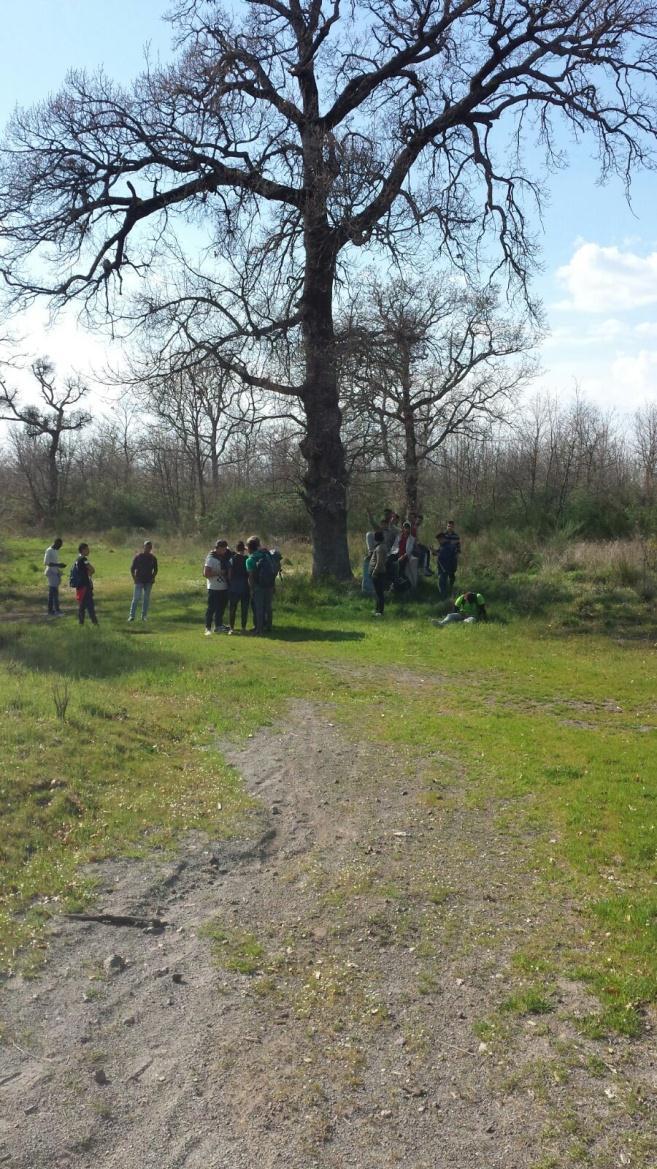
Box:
227, 540, 250, 633
74, 543, 98, 626
246, 535, 276, 635
369, 530, 388, 616
203, 539, 231, 635
128, 540, 158, 622
44, 537, 66, 616
436, 520, 461, 598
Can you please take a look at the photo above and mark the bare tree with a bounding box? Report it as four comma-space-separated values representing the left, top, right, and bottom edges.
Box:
341, 275, 539, 515
140, 360, 254, 516
2, 0, 657, 572
0, 359, 91, 523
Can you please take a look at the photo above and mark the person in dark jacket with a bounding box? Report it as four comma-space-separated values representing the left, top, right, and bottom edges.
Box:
128, 540, 158, 622
227, 540, 250, 633
435, 520, 461, 598
74, 543, 98, 626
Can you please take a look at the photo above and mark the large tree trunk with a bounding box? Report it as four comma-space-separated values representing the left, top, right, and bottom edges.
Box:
402, 408, 419, 518
299, 227, 352, 579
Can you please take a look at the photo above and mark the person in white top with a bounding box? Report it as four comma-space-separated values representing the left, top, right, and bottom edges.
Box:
203, 539, 231, 635
44, 538, 66, 617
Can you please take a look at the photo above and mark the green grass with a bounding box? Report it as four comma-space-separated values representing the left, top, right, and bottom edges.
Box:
1, 534, 657, 1037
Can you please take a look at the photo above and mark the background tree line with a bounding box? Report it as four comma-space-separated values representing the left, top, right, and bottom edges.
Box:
1, 346, 656, 544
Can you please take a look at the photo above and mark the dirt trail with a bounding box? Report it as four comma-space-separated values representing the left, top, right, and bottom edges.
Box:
1, 692, 655, 1168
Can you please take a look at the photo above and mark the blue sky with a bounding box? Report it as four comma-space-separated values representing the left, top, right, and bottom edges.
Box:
1, 1, 656, 419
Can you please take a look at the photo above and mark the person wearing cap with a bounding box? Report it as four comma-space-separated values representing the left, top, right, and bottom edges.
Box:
203, 539, 231, 635
436, 591, 487, 624
128, 540, 158, 622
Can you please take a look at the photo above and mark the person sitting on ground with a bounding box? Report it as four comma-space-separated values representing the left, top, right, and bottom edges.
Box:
436, 590, 487, 625
369, 530, 388, 617
128, 539, 158, 623
227, 540, 250, 633
246, 535, 277, 635
203, 539, 231, 635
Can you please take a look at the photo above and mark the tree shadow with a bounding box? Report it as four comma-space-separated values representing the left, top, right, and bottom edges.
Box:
265, 626, 365, 643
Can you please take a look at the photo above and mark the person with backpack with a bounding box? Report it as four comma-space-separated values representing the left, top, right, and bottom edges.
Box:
44, 537, 66, 617
128, 540, 158, 623
70, 543, 98, 626
246, 535, 276, 635
203, 539, 231, 636
227, 540, 250, 633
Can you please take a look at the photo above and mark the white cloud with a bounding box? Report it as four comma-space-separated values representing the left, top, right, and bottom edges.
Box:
555, 243, 657, 313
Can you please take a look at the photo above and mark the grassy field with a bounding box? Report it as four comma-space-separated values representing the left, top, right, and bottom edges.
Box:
1, 532, 657, 1039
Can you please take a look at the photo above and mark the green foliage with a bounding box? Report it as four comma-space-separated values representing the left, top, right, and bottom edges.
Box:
203, 486, 308, 539
2, 533, 657, 1037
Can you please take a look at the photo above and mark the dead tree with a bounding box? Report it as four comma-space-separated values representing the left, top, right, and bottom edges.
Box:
0, 359, 91, 524
1, 0, 657, 572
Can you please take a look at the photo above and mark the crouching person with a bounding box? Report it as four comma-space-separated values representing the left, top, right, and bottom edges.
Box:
246, 536, 276, 635
436, 591, 487, 625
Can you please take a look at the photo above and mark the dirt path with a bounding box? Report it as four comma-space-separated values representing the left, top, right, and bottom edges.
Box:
1, 691, 655, 1168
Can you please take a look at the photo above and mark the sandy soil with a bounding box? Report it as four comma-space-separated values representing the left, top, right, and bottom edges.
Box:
1, 690, 655, 1168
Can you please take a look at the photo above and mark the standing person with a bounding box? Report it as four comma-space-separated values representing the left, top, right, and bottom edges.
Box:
227, 540, 250, 633
72, 542, 98, 626
436, 520, 461, 598
369, 530, 388, 617
128, 540, 158, 623
246, 536, 276, 635
203, 539, 231, 636
44, 537, 66, 617
409, 513, 432, 575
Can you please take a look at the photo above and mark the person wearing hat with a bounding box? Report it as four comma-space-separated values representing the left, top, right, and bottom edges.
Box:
128, 540, 159, 622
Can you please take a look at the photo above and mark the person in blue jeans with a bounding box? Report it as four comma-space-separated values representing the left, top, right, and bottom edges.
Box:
128, 540, 158, 622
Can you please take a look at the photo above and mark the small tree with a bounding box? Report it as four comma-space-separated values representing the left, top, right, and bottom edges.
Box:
0, 359, 91, 524
341, 276, 539, 516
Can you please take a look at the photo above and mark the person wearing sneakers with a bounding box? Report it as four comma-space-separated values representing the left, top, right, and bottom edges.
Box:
128, 540, 158, 623
203, 539, 231, 635
369, 530, 387, 616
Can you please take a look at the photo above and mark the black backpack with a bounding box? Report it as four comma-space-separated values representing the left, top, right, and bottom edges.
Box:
254, 552, 276, 587
69, 560, 83, 588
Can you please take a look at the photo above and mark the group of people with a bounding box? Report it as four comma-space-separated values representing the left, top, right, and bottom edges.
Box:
43, 536, 282, 636
364, 510, 487, 623
203, 536, 281, 636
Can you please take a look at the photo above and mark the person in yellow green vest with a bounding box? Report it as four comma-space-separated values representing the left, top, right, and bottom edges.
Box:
436, 591, 487, 625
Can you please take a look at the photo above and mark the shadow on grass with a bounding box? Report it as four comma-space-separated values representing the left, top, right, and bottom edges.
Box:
0, 624, 183, 679
265, 626, 365, 643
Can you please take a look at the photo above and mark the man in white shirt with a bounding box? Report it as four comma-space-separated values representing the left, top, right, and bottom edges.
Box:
44, 538, 66, 617
203, 539, 231, 635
